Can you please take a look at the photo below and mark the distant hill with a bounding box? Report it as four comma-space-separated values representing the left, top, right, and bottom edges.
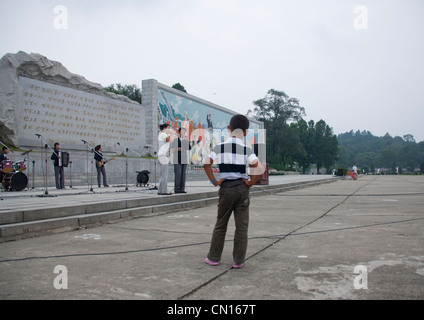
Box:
336, 130, 424, 173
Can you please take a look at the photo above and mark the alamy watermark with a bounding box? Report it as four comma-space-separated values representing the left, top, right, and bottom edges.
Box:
53, 265, 68, 290
353, 265, 368, 290
53, 5, 68, 30
354, 5, 368, 30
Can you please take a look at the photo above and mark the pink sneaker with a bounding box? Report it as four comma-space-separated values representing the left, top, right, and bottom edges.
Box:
232, 262, 244, 269
205, 258, 220, 266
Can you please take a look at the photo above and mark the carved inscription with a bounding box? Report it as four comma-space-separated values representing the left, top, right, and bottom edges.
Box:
17, 77, 144, 150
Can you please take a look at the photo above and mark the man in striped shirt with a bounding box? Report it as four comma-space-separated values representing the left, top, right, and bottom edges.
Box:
203, 114, 262, 269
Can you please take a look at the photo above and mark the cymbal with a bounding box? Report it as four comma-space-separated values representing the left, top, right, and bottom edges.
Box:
21, 149, 33, 155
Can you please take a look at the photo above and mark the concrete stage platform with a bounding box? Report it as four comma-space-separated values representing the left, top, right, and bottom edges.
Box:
0, 175, 423, 300
0, 175, 335, 242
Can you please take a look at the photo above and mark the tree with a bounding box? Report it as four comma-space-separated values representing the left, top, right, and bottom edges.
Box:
105, 83, 141, 104
248, 89, 305, 124
306, 120, 338, 174
289, 119, 338, 174
172, 83, 187, 93
291, 120, 313, 173
403, 134, 415, 143
318, 121, 339, 173
248, 89, 306, 170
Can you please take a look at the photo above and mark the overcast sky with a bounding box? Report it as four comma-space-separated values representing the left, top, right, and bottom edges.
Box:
1, 0, 423, 141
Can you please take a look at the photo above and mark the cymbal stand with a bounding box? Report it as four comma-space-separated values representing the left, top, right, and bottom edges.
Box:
81, 140, 95, 193
117, 142, 130, 192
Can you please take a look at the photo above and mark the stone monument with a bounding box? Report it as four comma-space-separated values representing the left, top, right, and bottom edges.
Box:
0, 51, 144, 152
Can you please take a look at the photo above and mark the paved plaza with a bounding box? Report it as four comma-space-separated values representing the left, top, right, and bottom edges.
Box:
0, 175, 423, 300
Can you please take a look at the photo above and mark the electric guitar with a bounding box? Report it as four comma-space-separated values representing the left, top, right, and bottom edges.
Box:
97, 157, 115, 167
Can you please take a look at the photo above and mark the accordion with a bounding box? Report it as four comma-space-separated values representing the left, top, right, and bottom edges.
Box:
62, 152, 70, 167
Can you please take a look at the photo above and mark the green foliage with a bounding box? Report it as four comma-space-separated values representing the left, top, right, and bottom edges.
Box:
248, 89, 338, 174
105, 83, 141, 104
337, 131, 424, 172
335, 168, 347, 176
172, 83, 187, 93
249, 89, 305, 124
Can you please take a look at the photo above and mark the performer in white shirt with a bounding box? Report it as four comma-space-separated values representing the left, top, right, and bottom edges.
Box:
157, 123, 175, 195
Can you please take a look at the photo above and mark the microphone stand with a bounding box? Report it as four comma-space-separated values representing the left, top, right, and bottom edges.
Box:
116, 142, 130, 192
35, 135, 56, 197
144, 146, 158, 190
32, 160, 35, 189
125, 147, 129, 191
81, 140, 96, 194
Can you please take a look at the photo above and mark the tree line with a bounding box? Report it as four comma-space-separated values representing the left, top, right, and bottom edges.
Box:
337, 130, 424, 173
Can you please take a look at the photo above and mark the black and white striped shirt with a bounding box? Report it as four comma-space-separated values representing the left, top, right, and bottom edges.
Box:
209, 137, 258, 180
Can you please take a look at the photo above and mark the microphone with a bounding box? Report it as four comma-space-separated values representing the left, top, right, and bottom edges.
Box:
35, 134, 42, 137
81, 140, 87, 144
117, 142, 120, 145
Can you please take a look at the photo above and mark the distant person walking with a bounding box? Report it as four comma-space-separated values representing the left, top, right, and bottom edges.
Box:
352, 163, 358, 180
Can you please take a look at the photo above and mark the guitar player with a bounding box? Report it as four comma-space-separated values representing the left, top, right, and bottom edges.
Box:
94, 145, 111, 187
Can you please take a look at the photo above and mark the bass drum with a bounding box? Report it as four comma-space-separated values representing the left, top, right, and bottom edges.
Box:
2, 171, 28, 191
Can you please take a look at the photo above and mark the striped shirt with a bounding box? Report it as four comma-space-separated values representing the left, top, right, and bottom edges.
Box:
209, 137, 258, 180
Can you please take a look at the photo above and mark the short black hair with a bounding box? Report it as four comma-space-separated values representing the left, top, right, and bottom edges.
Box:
2, 146, 8, 151
229, 114, 250, 132
159, 123, 170, 131
95, 145, 101, 151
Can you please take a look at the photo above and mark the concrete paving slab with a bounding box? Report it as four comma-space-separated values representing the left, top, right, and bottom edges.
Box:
0, 175, 423, 300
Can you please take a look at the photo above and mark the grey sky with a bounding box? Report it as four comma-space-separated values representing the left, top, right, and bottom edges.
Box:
1, 0, 423, 141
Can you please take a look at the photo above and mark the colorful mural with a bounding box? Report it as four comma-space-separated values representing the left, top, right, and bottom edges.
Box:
158, 88, 262, 165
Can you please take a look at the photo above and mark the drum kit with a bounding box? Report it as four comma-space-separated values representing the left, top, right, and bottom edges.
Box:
0, 149, 31, 192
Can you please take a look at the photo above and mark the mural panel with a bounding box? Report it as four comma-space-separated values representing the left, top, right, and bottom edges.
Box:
157, 88, 263, 165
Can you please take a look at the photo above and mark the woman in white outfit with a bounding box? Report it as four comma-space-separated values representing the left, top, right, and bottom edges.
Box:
157, 124, 175, 195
